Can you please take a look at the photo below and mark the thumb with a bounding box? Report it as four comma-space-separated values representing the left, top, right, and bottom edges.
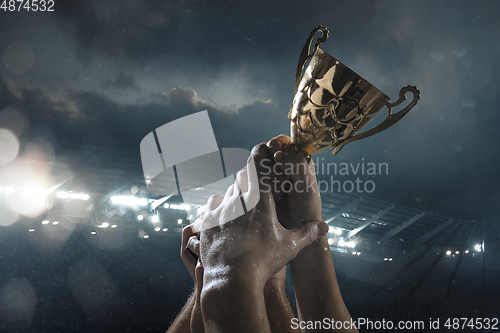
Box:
288, 220, 329, 252
194, 260, 204, 295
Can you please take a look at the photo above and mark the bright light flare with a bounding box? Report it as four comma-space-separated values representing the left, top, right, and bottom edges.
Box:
0, 186, 15, 194
110, 195, 148, 206
5, 180, 46, 217
57, 192, 90, 200
328, 226, 342, 235
151, 215, 159, 223
338, 238, 355, 248
446, 250, 452, 255
0, 128, 20, 166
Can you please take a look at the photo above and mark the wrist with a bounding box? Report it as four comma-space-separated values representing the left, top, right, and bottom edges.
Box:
201, 269, 270, 332
292, 235, 331, 264
203, 261, 269, 289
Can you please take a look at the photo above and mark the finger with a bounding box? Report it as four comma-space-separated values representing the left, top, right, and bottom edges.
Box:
181, 225, 197, 280
190, 217, 204, 234
195, 260, 204, 293
245, 153, 267, 211
205, 194, 223, 215
191, 261, 205, 333
266, 134, 291, 154
274, 151, 318, 194
288, 220, 329, 252
181, 225, 196, 256
266, 138, 282, 156
224, 183, 235, 198
187, 235, 201, 256
184, 247, 198, 268
249, 143, 273, 192
235, 169, 248, 194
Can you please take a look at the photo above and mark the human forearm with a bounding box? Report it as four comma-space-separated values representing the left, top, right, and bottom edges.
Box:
290, 236, 358, 332
264, 270, 298, 333
166, 293, 195, 333
201, 268, 270, 333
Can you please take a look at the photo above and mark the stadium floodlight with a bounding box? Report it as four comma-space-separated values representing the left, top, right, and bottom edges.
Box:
57, 191, 69, 199
69, 193, 89, 200
57, 191, 89, 200
111, 195, 148, 206
169, 203, 191, 211
345, 240, 356, 248
328, 226, 342, 235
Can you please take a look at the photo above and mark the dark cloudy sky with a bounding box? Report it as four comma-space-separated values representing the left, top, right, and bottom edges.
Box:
1, 0, 499, 219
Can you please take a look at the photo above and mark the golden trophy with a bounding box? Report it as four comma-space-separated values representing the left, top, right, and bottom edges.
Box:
287, 26, 420, 159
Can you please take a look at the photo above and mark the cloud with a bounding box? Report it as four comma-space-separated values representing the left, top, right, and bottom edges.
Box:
103, 72, 140, 90
0, 77, 286, 154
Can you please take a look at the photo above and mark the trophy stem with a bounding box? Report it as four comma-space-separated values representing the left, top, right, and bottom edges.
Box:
285, 143, 312, 163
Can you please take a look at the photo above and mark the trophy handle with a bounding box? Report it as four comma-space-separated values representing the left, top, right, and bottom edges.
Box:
294, 25, 329, 96
331, 85, 421, 155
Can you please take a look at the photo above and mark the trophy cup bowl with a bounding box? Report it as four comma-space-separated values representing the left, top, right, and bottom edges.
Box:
287, 26, 420, 159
